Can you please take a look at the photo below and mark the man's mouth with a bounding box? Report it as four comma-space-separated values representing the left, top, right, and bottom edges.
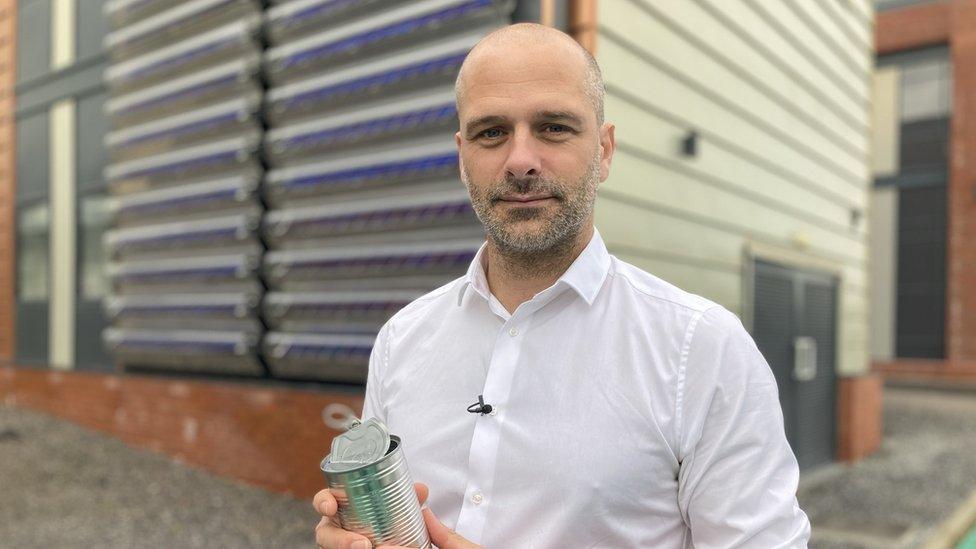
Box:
496, 194, 557, 205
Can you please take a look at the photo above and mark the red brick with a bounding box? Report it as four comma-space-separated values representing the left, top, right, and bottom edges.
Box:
836, 374, 883, 462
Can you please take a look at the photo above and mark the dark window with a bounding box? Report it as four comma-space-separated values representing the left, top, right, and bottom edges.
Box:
16, 0, 51, 84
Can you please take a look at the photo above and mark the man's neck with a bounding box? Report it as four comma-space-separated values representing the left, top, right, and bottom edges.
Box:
484, 225, 594, 314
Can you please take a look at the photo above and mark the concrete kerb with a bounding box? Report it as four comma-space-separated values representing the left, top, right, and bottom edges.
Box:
924, 486, 976, 549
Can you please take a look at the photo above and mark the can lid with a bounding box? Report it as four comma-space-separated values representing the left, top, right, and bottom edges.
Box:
326, 417, 391, 470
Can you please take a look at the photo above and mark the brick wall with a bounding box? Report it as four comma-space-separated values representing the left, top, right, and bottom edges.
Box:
836, 374, 883, 462
0, 367, 365, 499
877, 0, 976, 372
0, 0, 15, 362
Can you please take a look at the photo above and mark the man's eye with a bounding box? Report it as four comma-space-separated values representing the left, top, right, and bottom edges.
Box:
545, 124, 569, 134
479, 128, 503, 139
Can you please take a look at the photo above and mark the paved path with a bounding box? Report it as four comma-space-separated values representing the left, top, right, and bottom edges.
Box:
798, 387, 976, 548
0, 404, 318, 548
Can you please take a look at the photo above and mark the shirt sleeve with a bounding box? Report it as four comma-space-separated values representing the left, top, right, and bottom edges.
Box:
675, 306, 811, 548
361, 321, 392, 423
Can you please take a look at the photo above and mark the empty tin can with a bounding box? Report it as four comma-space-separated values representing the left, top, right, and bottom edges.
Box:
321, 434, 431, 549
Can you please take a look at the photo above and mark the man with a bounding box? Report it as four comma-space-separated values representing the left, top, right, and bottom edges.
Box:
315, 23, 810, 549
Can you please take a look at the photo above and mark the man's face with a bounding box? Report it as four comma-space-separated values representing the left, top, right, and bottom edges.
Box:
455, 45, 614, 256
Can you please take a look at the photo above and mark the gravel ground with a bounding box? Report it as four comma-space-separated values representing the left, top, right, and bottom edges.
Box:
798, 387, 976, 549
0, 404, 318, 548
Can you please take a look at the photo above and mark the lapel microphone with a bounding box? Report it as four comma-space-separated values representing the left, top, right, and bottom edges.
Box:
467, 394, 493, 415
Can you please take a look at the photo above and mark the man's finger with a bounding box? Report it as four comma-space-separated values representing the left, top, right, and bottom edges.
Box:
314, 518, 371, 549
313, 488, 338, 517
414, 482, 429, 506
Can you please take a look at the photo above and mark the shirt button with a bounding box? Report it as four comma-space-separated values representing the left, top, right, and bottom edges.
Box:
508, 328, 519, 337
471, 491, 484, 505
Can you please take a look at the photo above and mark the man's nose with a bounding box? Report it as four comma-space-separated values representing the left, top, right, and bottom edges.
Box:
503, 130, 542, 179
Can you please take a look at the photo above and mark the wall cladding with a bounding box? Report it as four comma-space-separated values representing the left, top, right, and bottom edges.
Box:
102, 0, 513, 381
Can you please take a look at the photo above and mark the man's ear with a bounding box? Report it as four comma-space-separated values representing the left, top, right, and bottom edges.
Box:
599, 123, 616, 182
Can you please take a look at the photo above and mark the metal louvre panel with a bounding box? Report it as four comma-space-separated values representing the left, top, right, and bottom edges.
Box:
264, 238, 483, 287
110, 175, 260, 224
264, 0, 511, 83
105, 133, 261, 188
262, 332, 375, 382
265, 89, 457, 164
105, 292, 261, 332
104, 328, 264, 375
106, 16, 263, 95
110, 174, 261, 225
105, 0, 186, 29
265, 0, 411, 45
263, 290, 425, 332
263, 187, 475, 245
105, 211, 261, 258
107, 56, 262, 129
105, 0, 262, 61
107, 95, 262, 162
108, 251, 261, 289
265, 138, 459, 205
265, 31, 483, 122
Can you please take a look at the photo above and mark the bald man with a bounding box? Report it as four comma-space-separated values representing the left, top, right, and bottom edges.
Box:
314, 24, 810, 549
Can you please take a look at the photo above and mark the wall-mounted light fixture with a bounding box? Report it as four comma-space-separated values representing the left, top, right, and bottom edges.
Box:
682, 130, 698, 157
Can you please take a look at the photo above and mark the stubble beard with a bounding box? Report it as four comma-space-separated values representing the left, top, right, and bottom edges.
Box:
462, 152, 602, 268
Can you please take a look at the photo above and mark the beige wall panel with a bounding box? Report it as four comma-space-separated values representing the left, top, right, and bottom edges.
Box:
628, 0, 869, 146
791, 0, 872, 74
601, 2, 868, 175
51, 0, 76, 69
743, 0, 870, 96
872, 68, 901, 177
606, 96, 864, 234
608, 150, 868, 264
869, 187, 898, 360
599, 38, 869, 206
811, 0, 874, 54
696, 0, 868, 127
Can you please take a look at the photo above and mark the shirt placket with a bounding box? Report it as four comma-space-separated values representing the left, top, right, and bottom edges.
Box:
453, 306, 531, 543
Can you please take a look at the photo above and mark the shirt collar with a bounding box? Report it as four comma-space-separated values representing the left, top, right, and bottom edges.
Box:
456, 228, 612, 307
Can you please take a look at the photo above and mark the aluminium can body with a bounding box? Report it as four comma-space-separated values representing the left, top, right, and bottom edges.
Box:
321, 435, 431, 549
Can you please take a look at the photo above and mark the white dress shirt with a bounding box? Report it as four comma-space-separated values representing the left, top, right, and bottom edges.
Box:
362, 229, 810, 548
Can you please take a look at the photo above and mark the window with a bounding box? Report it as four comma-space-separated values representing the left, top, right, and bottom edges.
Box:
16, 202, 50, 302
79, 195, 111, 301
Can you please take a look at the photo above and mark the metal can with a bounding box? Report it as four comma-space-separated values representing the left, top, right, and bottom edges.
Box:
321, 435, 432, 549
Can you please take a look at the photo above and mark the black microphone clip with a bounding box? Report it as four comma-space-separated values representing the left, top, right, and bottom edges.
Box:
467, 394, 493, 415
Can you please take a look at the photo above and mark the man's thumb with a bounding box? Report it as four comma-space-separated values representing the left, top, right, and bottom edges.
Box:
422, 507, 471, 549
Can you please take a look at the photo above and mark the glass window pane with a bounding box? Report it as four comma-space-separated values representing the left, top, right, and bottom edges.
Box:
17, 203, 50, 302
80, 195, 112, 300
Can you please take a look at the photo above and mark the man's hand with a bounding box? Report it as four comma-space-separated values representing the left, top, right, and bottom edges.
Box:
314, 482, 481, 549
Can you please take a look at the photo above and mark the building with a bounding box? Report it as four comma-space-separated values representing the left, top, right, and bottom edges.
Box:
871, 0, 976, 385
0, 0, 879, 496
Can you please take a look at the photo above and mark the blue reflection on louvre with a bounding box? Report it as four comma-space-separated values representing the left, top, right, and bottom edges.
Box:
280, 0, 492, 70
285, 343, 372, 358
115, 111, 242, 149
285, 153, 458, 190
289, 250, 476, 270
119, 188, 241, 216
111, 0, 237, 49
116, 38, 237, 85
122, 304, 239, 315
111, 150, 243, 182
291, 301, 410, 313
114, 73, 240, 117
115, 226, 241, 249
119, 339, 239, 353
279, 53, 466, 111
279, 104, 456, 150
287, 201, 472, 234
116, 265, 240, 282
